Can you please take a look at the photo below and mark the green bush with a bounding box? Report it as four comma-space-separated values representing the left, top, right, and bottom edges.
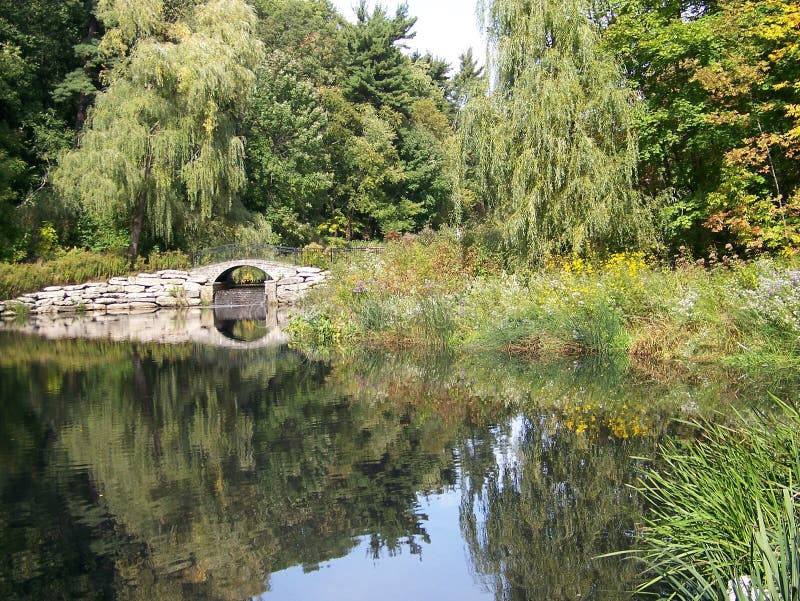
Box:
286, 311, 343, 350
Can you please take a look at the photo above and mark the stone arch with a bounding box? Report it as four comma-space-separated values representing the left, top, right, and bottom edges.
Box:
212, 266, 272, 309
214, 264, 271, 285
192, 259, 297, 284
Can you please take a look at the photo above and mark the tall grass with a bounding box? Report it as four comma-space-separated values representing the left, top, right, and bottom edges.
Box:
0, 249, 190, 300
290, 233, 800, 383
636, 401, 800, 600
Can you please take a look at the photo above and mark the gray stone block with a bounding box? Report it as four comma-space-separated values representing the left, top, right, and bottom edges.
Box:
129, 302, 158, 310
106, 304, 131, 313
277, 276, 304, 286
133, 277, 162, 287
156, 296, 179, 307
37, 290, 66, 300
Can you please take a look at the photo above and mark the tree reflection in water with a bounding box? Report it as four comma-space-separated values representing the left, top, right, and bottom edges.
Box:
0, 335, 735, 601
458, 416, 649, 600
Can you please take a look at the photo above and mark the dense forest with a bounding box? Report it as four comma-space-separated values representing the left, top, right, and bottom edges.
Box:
1, 0, 799, 262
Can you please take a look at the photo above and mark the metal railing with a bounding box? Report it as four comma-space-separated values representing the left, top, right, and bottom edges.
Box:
189, 243, 385, 268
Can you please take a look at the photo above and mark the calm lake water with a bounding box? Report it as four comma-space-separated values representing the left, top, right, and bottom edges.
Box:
0, 312, 772, 600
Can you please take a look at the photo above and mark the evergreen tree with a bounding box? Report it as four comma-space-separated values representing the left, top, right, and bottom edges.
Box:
451, 48, 484, 107
411, 51, 453, 112
343, 1, 417, 116
55, 0, 263, 259
460, 0, 651, 261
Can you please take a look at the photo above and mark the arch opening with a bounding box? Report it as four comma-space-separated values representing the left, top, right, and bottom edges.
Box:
213, 265, 272, 309
215, 265, 270, 286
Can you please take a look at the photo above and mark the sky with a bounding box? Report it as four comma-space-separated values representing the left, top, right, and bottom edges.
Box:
328, 0, 486, 72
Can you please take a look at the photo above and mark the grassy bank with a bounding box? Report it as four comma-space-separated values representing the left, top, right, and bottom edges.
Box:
0, 249, 190, 300
288, 234, 800, 381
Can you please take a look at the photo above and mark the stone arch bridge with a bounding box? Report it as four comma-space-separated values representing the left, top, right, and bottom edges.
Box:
0, 258, 329, 319
190, 259, 329, 306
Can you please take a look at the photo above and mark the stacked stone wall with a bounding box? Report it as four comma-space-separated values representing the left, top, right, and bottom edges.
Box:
0, 264, 329, 319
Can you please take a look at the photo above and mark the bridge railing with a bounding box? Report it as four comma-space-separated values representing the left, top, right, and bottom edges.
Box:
189, 244, 385, 268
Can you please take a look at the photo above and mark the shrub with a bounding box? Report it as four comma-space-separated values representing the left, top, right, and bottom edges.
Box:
286, 311, 343, 350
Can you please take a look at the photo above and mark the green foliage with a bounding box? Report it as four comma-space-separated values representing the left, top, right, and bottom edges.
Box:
0, 0, 94, 233
250, 0, 344, 85
232, 213, 278, 247
459, 0, 652, 262
54, 0, 264, 258
450, 47, 485, 108
287, 310, 343, 349
243, 53, 333, 245
603, 0, 800, 254
635, 402, 800, 599
343, 1, 417, 116
238, 0, 454, 245
292, 231, 800, 389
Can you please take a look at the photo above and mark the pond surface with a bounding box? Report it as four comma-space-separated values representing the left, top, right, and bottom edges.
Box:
0, 316, 774, 601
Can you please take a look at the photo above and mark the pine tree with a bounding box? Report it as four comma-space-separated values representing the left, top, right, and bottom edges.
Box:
55, 0, 263, 259
451, 48, 485, 107
343, 1, 417, 116
461, 0, 651, 261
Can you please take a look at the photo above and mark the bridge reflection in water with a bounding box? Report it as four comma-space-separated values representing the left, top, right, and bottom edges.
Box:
0, 306, 288, 349
213, 294, 269, 343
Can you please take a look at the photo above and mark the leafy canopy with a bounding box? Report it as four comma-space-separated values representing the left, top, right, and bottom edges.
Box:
55, 0, 263, 257
460, 0, 651, 262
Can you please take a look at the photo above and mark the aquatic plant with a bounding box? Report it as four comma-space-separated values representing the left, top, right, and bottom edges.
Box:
635, 401, 800, 600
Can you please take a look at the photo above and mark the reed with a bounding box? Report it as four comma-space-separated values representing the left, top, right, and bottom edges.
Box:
635, 401, 800, 600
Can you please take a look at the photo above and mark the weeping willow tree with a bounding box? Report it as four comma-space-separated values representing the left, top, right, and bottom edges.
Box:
55, 0, 263, 259
457, 0, 652, 262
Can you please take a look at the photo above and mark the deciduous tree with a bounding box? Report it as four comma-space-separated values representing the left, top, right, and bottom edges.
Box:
460, 0, 650, 262
55, 0, 263, 259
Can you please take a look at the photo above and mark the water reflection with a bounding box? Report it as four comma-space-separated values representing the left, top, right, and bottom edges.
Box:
212, 303, 270, 342
459, 416, 647, 600
0, 307, 287, 348
0, 334, 754, 601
